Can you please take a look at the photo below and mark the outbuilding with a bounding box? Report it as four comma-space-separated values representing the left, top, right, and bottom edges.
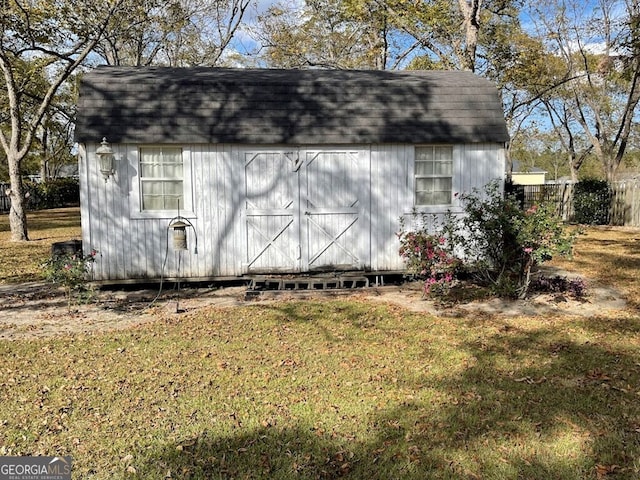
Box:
74, 67, 509, 283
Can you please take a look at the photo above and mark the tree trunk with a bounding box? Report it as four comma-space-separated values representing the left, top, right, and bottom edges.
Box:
7, 154, 29, 241
458, 0, 482, 72
604, 160, 618, 183
569, 158, 579, 182
40, 127, 49, 181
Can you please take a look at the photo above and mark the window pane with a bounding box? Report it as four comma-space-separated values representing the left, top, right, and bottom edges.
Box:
164, 196, 181, 210
143, 180, 163, 194
415, 177, 434, 192
432, 191, 451, 204
142, 195, 163, 210
415, 147, 433, 161
142, 147, 162, 161
164, 164, 183, 178
141, 163, 162, 178
434, 146, 452, 160
415, 191, 432, 205
434, 160, 452, 175
162, 148, 182, 163
434, 177, 452, 190
164, 181, 183, 196
415, 161, 433, 176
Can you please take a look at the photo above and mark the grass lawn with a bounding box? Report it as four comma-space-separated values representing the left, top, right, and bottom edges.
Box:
1, 209, 640, 479
0, 207, 81, 284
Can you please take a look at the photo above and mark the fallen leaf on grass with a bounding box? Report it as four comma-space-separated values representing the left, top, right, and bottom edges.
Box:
595, 464, 622, 478
588, 369, 611, 381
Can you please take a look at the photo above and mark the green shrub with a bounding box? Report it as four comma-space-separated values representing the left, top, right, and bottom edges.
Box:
573, 179, 611, 225
26, 177, 80, 210
41, 249, 97, 311
399, 181, 579, 299
457, 181, 578, 298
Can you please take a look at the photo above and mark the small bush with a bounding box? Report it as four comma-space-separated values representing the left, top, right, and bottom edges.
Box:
573, 179, 611, 225
41, 249, 97, 310
531, 275, 587, 299
455, 182, 578, 298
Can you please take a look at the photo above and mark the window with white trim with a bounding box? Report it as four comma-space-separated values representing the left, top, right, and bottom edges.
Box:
139, 147, 184, 211
414, 145, 453, 206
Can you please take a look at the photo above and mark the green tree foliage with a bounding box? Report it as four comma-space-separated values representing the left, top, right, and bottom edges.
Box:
255, 0, 525, 71
255, 0, 390, 69
1, 0, 124, 241
95, 0, 251, 67
573, 179, 612, 225
25, 178, 80, 210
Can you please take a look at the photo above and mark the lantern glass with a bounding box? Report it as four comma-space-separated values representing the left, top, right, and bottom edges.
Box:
96, 138, 115, 182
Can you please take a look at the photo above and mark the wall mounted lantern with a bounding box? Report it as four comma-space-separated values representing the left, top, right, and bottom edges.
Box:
96, 137, 115, 182
168, 217, 198, 254
171, 220, 188, 250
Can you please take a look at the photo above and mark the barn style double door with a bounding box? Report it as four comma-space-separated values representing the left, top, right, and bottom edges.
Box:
242, 148, 370, 274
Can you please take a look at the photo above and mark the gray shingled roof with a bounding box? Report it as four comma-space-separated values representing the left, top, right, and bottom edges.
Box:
74, 67, 509, 145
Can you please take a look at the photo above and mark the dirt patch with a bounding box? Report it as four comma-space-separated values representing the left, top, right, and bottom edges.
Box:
367, 280, 628, 318
0, 272, 629, 340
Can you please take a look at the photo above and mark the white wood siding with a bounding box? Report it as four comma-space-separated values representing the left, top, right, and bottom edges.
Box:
80, 142, 505, 281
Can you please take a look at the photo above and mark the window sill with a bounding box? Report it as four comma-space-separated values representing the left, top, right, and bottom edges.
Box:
410, 205, 463, 214
130, 210, 197, 220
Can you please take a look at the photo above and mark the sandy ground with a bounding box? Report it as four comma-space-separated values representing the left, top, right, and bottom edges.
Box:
0, 271, 629, 340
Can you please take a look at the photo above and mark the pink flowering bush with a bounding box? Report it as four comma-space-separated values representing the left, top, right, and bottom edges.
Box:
42, 249, 97, 310
397, 217, 458, 297
398, 182, 579, 300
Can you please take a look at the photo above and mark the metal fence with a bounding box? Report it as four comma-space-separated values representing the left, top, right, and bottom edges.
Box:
510, 180, 640, 227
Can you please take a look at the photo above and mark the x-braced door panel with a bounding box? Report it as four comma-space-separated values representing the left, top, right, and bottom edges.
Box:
302, 150, 367, 271
244, 151, 299, 273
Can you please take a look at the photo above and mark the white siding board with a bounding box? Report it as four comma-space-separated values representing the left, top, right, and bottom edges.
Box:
196, 145, 208, 276
79, 144, 101, 280
209, 145, 224, 276
114, 143, 129, 279
230, 146, 246, 275
223, 144, 239, 275
194, 145, 209, 278
196, 145, 211, 276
